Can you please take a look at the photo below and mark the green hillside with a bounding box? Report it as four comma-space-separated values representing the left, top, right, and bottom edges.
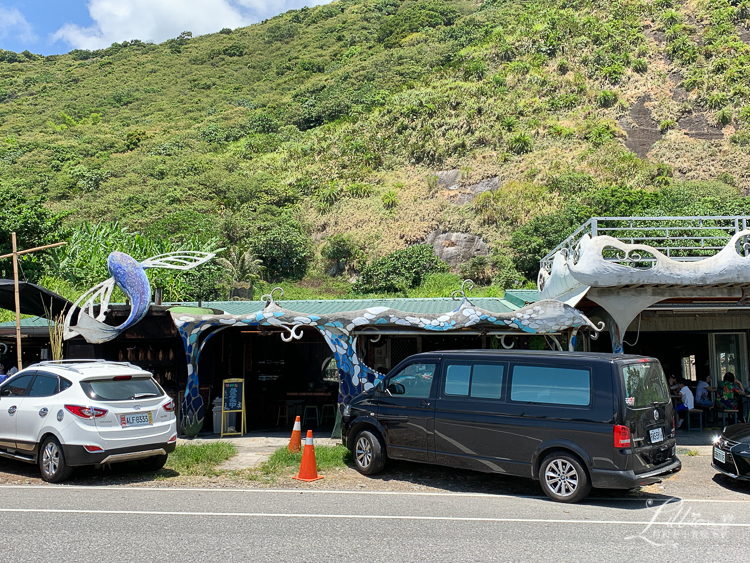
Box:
3, 0, 750, 309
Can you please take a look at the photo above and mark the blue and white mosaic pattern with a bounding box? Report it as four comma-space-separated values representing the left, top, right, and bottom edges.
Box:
171, 286, 603, 437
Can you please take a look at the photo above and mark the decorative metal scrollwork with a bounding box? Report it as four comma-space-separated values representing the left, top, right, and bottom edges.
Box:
261, 287, 284, 306
280, 323, 304, 342
500, 335, 515, 349
451, 279, 475, 301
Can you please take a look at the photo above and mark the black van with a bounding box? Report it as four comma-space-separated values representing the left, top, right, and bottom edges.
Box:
342, 350, 681, 502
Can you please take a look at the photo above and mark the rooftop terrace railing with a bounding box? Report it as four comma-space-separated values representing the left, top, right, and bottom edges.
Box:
539, 216, 750, 274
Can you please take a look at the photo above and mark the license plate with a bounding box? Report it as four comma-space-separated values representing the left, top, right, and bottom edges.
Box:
120, 412, 153, 427
714, 447, 726, 463
649, 428, 664, 443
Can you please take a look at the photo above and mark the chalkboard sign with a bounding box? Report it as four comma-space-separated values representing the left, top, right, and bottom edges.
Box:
223, 379, 243, 412
221, 378, 246, 437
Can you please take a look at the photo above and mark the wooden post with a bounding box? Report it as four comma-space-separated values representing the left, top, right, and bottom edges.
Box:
11, 233, 21, 370
0, 236, 67, 371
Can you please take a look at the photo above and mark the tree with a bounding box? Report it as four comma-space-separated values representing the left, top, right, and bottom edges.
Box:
216, 247, 264, 299
354, 245, 449, 294
0, 187, 68, 280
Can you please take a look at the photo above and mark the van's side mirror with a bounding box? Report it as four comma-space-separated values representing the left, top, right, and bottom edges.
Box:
375, 380, 385, 393
388, 383, 406, 395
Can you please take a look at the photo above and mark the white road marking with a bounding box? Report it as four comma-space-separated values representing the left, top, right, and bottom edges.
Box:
0, 507, 748, 526
0, 483, 748, 503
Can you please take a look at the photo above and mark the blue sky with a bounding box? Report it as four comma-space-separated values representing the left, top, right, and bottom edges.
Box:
0, 0, 329, 55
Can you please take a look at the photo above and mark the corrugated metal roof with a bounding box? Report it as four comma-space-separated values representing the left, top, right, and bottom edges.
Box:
0, 316, 51, 328
503, 290, 541, 307
167, 297, 519, 316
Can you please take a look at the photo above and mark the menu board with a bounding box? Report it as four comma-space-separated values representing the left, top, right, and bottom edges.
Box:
223, 379, 243, 412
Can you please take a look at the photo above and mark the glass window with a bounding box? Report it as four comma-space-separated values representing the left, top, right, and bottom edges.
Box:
60, 378, 72, 391
2, 374, 34, 397
387, 363, 437, 399
443, 363, 504, 399
80, 377, 163, 401
445, 365, 471, 396
621, 362, 669, 408
510, 365, 591, 406
471, 364, 504, 399
28, 375, 59, 398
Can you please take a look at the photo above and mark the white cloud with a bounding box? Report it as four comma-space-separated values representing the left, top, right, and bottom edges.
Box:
0, 6, 37, 44
52, 0, 333, 51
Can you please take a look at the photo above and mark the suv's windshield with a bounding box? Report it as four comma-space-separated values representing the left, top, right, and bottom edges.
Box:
80, 377, 163, 401
621, 361, 670, 408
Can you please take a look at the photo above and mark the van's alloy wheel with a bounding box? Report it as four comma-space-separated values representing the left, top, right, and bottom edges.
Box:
39, 436, 73, 483
539, 453, 591, 503
352, 429, 386, 476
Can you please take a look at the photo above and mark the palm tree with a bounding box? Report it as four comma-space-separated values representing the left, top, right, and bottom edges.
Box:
216, 247, 264, 300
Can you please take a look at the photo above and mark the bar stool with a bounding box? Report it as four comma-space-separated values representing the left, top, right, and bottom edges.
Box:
320, 404, 336, 425
719, 409, 739, 427
276, 402, 293, 426
302, 405, 320, 426
686, 409, 703, 431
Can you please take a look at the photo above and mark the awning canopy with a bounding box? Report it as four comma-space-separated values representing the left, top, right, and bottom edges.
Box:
0, 279, 73, 319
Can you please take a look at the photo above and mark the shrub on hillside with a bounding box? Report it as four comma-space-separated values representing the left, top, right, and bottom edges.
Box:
354, 245, 449, 294
249, 223, 311, 281
458, 255, 493, 285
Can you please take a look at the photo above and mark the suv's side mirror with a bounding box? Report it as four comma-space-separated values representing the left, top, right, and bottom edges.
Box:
0, 387, 10, 397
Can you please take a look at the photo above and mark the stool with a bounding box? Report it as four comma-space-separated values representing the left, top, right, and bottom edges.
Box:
719, 409, 739, 427
320, 404, 336, 425
276, 403, 292, 426
686, 409, 703, 431
302, 405, 320, 426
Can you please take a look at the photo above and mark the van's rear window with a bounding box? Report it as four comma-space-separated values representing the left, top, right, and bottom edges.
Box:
80, 377, 163, 401
621, 362, 669, 408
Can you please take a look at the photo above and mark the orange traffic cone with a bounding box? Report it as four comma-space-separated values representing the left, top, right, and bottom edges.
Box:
292, 430, 324, 482
288, 416, 302, 453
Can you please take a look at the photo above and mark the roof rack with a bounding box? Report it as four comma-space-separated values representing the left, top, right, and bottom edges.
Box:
27, 359, 146, 373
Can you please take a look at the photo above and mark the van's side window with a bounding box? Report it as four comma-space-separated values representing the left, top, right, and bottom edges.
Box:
510, 365, 591, 406
387, 363, 437, 399
444, 363, 504, 400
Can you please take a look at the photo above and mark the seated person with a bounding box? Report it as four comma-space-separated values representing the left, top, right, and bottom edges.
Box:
667, 374, 679, 393
717, 372, 743, 411
695, 373, 715, 408
675, 378, 694, 429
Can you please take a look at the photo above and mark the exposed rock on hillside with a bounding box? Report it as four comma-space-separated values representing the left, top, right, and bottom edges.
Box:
425, 231, 489, 269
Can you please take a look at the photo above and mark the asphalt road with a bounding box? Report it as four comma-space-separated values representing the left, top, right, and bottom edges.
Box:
1, 485, 748, 562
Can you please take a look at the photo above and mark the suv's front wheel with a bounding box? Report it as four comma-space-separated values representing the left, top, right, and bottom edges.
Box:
539, 452, 591, 503
353, 429, 386, 475
39, 436, 73, 483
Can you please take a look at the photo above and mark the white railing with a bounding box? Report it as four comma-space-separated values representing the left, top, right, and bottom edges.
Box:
540, 216, 750, 273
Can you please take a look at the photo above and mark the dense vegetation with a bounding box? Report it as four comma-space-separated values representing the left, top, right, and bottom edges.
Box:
3, 0, 750, 319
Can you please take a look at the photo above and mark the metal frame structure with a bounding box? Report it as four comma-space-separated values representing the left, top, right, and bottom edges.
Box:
540, 216, 750, 277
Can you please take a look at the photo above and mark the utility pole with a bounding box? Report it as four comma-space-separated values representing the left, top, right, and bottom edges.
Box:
0, 233, 66, 370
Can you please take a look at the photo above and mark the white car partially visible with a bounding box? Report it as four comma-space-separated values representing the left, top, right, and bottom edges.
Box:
0, 360, 177, 482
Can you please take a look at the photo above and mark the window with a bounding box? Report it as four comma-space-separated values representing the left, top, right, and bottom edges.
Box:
510, 365, 591, 406
28, 375, 59, 398
322, 357, 339, 382
387, 363, 437, 399
621, 362, 669, 408
60, 378, 72, 392
444, 363, 504, 400
2, 374, 34, 397
80, 377, 163, 401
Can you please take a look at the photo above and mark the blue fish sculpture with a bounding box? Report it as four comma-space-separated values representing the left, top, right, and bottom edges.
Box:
64, 250, 215, 344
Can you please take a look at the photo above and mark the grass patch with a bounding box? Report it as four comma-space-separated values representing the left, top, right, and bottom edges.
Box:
164, 442, 237, 476
685, 449, 700, 457
247, 445, 352, 482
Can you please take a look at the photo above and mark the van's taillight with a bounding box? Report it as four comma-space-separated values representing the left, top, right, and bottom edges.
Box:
614, 425, 631, 448
113, 375, 132, 381
65, 405, 108, 419
163, 400, 175, 412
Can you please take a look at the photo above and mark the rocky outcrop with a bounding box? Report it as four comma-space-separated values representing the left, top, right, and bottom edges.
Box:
425, 231, 489, 269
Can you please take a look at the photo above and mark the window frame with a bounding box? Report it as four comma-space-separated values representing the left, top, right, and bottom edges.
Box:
0, 372, 36, 397
508, 362, 593, 407
440, 361, 507, 402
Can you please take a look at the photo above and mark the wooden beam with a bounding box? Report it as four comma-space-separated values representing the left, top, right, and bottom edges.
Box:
0, 241, 66, 260
12, 233, 22, 370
